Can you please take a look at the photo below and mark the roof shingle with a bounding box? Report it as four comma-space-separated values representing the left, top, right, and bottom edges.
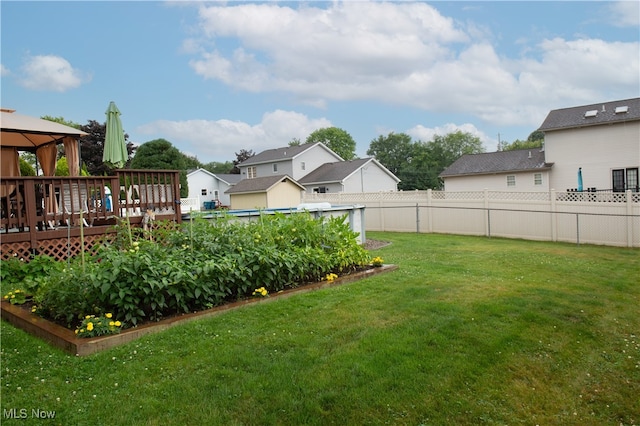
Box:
538, 97, 640, 132
439, 149, 552, 177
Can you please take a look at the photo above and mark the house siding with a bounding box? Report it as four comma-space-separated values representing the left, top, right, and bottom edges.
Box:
545, 122, 640, 191
342, 165, 399, 193
443, 171, 551, 191
266, 182, 303, 208
230, 193, 268, 210
186, 170, 233, 208
293, 149, 340, 180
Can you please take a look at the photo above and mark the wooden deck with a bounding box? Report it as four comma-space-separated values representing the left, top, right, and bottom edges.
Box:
1, 170, 182, 261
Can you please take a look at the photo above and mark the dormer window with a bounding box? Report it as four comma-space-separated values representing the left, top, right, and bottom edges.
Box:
584, 110, 598, 118
615, 106, 629, 114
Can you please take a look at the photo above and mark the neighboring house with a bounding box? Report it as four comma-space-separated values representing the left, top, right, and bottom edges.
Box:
224, 175, 305, 210
238, 142, 343, 181
186, 168, 243, 209
440, 149, 553, 191
440, 97, 640, 192
298, 157, 400, 193
538, 97, 640, 192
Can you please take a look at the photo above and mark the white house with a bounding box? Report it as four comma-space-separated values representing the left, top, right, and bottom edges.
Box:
538, 97, 639, 192
298, 157, 399, 193
238, 142, 343, 181
440, 149, 553, 192
440, 97, 640, 193
185, 168, 243, 209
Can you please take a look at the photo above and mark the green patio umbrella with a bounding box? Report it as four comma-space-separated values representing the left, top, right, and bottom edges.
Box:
103, 101, 128, 169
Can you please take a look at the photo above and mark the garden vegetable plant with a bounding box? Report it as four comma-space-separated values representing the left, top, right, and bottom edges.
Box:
5, 212, 371, 332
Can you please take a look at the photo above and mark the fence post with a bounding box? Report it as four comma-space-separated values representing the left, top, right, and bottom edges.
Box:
427, 189, 433, 233
416, 203, 420, 233
550, 189, 558, 242
576, 213, 580, 246
378, 191, 385, 232
484, 188, 490, 237
626, 190, 633, 247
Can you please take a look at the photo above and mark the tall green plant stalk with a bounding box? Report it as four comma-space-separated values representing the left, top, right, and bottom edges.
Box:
79, 210, 85, 272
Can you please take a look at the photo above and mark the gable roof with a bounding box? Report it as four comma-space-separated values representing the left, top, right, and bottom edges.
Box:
239, 142, 343, 166
225, 175, 305, 194
439, 149, 552, 178
538, 97, 640, 132
298, 157, 400, 184
186, 168, 243, 185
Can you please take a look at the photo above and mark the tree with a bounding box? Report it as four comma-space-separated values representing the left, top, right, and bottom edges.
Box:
367, 132, 414, 176
130, 139, 189, 197
19, 157, 36, 176
202, 161, 234, 174
288, 138, 302, 146
527, 130, 545, 142
230, 149, 255, 174
501, 139, 543, 151
306, 127, 356, 160
424, 131, 484, 189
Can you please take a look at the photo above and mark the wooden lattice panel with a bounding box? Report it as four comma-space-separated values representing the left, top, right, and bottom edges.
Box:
0, 241, 32, 261
36, 235, 108, 262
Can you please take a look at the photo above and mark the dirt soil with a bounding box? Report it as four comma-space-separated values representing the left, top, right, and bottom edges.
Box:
363, 239, 391, 250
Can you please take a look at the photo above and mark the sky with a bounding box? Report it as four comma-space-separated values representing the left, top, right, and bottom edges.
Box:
1, 1, 639, 164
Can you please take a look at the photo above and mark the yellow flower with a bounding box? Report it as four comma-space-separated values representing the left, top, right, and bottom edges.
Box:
85, 315, 92, 319
3, 295, 7, 300
114, 321, 121, 327
109, 321, 115, 327
75, 329, 79, 334
87, 322, 94, 331
106, 313, 113, 318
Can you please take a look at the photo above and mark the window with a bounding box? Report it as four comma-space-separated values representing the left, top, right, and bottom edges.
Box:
301, 162, 306, 171
313, 187, 327, 193
247, 166, 257, 179
273, 163, 278, 173
627, 168, 639, 192
506, 175, 516, 187
201, 189, 207, 196
613, 168, 639, 192
534, 173, 542, 186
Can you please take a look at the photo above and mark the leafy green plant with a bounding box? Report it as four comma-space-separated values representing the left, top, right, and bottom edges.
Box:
2, 289, 27, 305
31, 212, 371, 328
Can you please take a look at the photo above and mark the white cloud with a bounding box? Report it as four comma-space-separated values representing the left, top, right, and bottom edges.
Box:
0, 64, 9, 77
135, 110, 332, 162
185, 2, 639, 131
608, 1, 640, 27
19, 55, 90, 92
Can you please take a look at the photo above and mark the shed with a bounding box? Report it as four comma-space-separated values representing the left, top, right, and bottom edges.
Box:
225, 175, 305, 210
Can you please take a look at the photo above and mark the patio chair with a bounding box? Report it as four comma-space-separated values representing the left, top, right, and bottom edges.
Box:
61, 182, 90, 227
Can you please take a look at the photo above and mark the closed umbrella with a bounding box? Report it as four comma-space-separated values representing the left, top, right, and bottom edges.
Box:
103, 101, 128, 169
577, 167, 583, 192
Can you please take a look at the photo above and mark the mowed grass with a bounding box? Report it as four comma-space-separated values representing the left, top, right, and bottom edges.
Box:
1, 232, 639, 425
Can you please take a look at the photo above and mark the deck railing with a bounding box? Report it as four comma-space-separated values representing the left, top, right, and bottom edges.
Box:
1, 170, 182, 261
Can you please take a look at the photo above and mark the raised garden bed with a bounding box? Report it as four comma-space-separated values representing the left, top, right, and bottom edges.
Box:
1, 264, 397, 356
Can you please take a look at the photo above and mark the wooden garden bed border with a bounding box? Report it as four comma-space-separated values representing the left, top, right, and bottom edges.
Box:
1, 264, 397, 356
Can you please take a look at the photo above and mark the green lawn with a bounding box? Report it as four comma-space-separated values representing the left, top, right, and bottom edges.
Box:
1, 233, 639, 425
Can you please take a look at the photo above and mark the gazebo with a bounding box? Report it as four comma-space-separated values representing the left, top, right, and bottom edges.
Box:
0, 109, 182, 261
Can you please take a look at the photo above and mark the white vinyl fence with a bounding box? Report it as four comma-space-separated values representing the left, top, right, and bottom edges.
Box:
303, 189, 640, 247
